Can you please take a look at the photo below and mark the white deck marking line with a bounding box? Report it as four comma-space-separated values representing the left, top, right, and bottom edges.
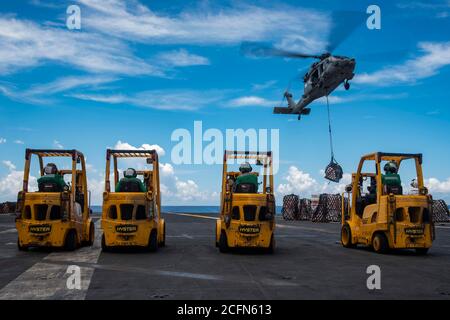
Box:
0, 228, 17, 235
276, 223, 336, 234
166, 212, 218, 220
0, 220, 101, 300
168, 212, 338, 234
436, 225, 450, 229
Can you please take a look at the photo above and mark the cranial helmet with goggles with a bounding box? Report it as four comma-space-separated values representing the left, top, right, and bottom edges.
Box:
44, 163, 58, 175
124, 168, 137, 178
384, 161, 398, 174
239, 162, 252, 174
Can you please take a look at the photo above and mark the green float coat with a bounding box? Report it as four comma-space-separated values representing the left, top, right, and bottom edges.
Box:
235, 173, 258, 190
37, 174, 67, 190
382, 173, 401, 186
115, 177, 147, 192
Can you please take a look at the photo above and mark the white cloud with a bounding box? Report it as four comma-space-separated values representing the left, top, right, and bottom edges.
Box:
356, 42, 450, 85
277, 166, 318, 195
0, 138, 6, 144
28, 76, 118, 95
228, 96, 277, 107
0, 76, 119, 106
157, 49, 210, 67
2, 160, 16, 171
277, 165, 351, 198
160, 162, 174, 176
71, 89, 227, 111
14, 140, 24, 144
53, 140, 64, 149
113, 140, 165, 156
425, 177, 450, 193
87, 176, 105, 205
78, 0, 328, 51
0, 161, 37, 202
0, 16, 160, 76
251, 80, 278, 91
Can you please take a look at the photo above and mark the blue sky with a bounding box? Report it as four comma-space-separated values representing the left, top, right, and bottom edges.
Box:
0, 0, 450, 205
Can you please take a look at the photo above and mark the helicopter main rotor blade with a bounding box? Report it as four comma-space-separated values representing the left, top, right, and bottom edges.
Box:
240, 42, 322, 59
325, 11, 366, 53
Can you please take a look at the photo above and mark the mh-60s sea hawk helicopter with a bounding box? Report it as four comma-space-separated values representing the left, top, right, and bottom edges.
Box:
241, 10, 366, 120
241, 44, 356, 120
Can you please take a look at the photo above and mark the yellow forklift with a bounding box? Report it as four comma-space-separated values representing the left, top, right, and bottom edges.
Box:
216, 151, 276, 253
101, 149, 165, 252
341, 152, 434, 254
16, 149, 94, 251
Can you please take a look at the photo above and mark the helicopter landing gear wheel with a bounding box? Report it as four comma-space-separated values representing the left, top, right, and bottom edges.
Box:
344, 80, 350, 90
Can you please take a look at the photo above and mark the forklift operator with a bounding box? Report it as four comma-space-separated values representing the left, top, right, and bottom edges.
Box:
37, 163, 67, 191
381, 161, 402, 195
115, 168, 147, 192
382, 161, 401, 186
235, 162, 258, 191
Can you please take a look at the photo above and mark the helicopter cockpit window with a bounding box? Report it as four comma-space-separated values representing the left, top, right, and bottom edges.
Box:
310, 69, 319, 83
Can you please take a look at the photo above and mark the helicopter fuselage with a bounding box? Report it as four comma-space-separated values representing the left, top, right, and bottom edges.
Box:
273, 55, 356, 119
303, 55, 355, 98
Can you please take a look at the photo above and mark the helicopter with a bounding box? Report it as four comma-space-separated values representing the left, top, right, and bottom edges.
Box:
240, 11, 365, 120
241, 45, 356, 120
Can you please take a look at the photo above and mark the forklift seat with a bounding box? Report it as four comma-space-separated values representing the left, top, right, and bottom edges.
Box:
117, 180, 143, 192
234, 183, 257, 193
38, 181, 63, 192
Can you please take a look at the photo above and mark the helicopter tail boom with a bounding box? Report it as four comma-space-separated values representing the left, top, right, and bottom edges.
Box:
273, 107, 293, 114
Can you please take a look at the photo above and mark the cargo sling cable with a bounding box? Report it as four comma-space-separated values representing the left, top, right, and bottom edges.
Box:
324, 95, 343, 183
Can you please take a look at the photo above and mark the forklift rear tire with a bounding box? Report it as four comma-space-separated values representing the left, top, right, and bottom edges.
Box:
341, 224, 356, 248
64, 230, 77, 251
101, 234, 110, 252
415, 248, 429, 255
219, 231, 229, 253
17, 239, 27, 251
83, 222, 95, 246
372, 232, 388, 254
160, 223, 166, 247
148, 230, 158, 252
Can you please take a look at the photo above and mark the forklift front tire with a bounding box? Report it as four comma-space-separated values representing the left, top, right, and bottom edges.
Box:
219, 231, 229, 253
341, 224, 356, 248
64, 230, 77, 251
101, 234, 110, 252
148, 230, 158, 252
17, 239, 27, 252
372, 232, 389, 254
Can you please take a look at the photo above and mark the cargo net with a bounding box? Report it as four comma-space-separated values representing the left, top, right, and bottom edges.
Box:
433, 199, 450, 223
298, 199, 312, 220
281, 194, 299, 220
310, 194, 343, 223
324, 159, 343, 183
281, 194, 343, 223
0, 202, 16, 214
